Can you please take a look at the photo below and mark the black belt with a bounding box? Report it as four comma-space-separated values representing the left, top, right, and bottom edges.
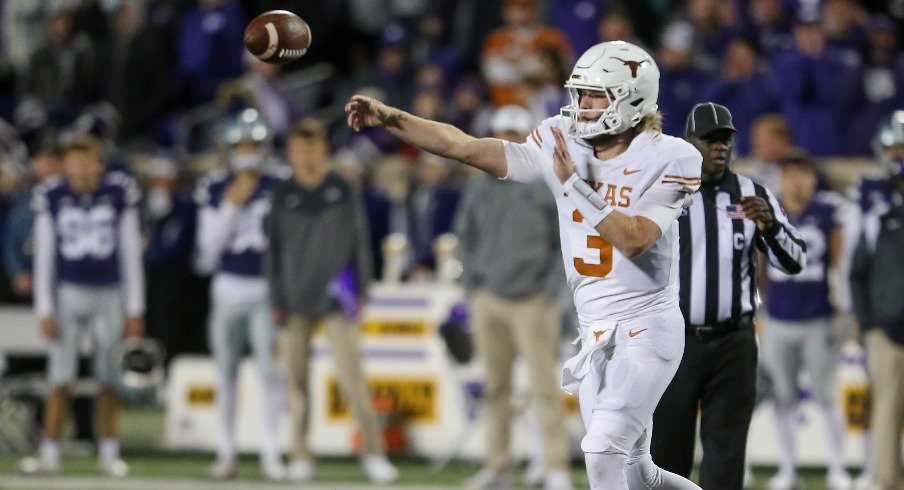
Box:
686, 313, 754, 340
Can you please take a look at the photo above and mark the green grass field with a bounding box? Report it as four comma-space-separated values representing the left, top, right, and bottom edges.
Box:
0, 405, 857, 489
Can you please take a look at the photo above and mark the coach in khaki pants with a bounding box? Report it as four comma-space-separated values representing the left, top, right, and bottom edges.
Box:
266, 119, 398, 484
456, 106, 571, 490
849, 154, 904, 490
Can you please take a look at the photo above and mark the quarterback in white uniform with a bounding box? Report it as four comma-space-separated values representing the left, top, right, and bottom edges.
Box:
347, 41, 701, 489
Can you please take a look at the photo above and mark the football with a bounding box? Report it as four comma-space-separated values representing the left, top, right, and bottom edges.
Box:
244, 10, 311, 64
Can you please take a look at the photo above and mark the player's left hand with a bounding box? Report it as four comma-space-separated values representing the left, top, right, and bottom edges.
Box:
551, 126, 576, 184
740, 195, 776, 232
124, 316, 145, 339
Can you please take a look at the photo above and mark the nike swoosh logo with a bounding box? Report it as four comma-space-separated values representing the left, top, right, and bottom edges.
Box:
623, 169, 642, 175
628, 328, 647, 338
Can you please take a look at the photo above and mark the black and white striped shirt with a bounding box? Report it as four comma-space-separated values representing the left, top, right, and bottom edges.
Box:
678, 170, 807, 326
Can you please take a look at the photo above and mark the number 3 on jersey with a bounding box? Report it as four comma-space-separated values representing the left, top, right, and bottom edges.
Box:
572, 209, 613, 278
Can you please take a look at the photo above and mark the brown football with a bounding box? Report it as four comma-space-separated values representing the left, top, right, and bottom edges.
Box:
244, 10, 310, 64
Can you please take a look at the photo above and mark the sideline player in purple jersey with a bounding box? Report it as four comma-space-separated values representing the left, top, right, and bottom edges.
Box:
21, 134, 145, 477
194, 110, 289, 481
760, 151, 852, 490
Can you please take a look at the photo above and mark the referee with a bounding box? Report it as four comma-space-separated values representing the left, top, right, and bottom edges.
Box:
650, 103, 807, 489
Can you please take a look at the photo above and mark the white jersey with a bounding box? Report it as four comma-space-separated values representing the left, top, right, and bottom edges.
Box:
503, 115, 702, 326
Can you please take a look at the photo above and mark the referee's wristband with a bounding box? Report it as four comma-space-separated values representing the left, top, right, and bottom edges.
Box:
564, 174, 614, 227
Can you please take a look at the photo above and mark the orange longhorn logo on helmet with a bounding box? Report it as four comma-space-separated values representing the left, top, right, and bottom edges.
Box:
612, 57, 650, 78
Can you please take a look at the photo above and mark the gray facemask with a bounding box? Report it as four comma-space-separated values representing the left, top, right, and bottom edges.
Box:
230, 153, 264, 171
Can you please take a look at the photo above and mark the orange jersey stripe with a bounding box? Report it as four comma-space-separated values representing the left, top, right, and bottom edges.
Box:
661, 180, 701, 186
663, 174, 702, 182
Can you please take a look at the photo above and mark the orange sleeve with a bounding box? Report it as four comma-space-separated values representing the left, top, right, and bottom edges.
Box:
482, 29, 513, 59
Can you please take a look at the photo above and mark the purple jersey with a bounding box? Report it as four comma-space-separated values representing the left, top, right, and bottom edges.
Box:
195, 170, 285, 277
851, 177, 894, 215
766, 191, 842, 321
33, 171, 139, 286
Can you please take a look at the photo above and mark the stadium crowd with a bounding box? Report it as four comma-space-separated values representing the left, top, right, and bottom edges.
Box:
0, 0, 898, 302
1, 0, 904, 488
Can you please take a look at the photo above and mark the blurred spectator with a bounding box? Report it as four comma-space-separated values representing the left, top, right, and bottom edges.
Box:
523, 47, 569, 123
2, 1, 54, 76
739, 0, 794, 57
176, 0, 245, 106
616, 0, 670, 49
656, 24, 713, 137
551, 0, 606, 54
699, 37, 781, 154
3, 142, 61, 300
216, 56, 298, 144
142, 157, 201, 364
411, 87, 446, 122
772, 17, 856, 156
72, 0, 111, 46
375, 24, 415, 110
481, 0, 572, 106
446, 77, 493, 136
748, 113, 793, 195
450, 0, 505, 74
843, 15, 904, 155
415, 63, 448, 93
597, 11, 646, 48
662, 0, 738, 71
822, 0, 868, 64
147, 0, 190, 40
410, 12, 462, 80
22, 3, 101, 123
332, 149, 393, 279
369, 155, 414, 277
105, 1, 176, 147
408, 153, 461, 277
0, 157, 28, 303
347, 0, 400, 34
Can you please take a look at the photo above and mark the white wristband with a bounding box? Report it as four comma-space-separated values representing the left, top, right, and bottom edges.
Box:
564, 174, 614, 227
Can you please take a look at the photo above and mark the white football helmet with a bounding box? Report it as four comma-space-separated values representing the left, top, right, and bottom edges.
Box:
221, 109, 272, 171
873, 110, 904, 175
560, 41, 660, 138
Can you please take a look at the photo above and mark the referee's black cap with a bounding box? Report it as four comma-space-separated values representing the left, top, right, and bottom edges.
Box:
685, 102, 737, 138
